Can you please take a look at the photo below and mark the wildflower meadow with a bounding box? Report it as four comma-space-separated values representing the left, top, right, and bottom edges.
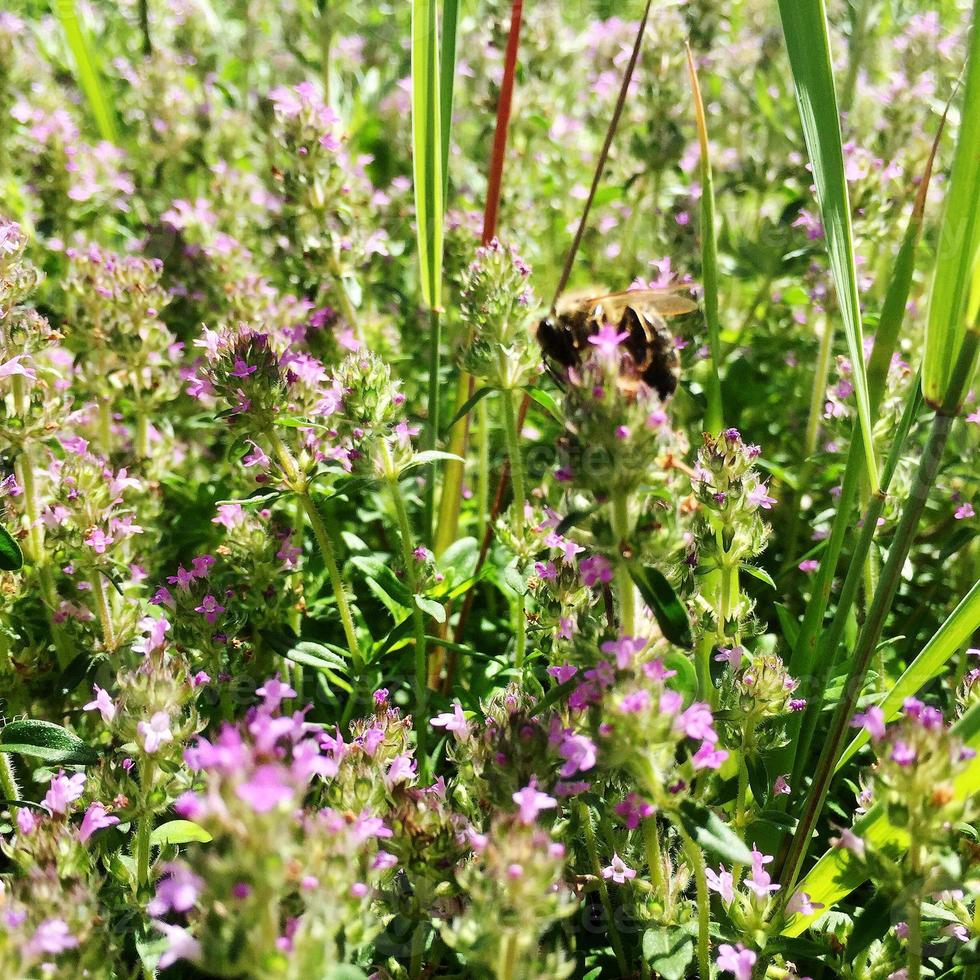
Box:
0, 0, 978, 977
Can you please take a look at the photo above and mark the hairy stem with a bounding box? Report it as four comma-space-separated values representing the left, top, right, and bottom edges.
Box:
679, 827, 711, 980
578, 802, 629, 976
91, 571, 117, 652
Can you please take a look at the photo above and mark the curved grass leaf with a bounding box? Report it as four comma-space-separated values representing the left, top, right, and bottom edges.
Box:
54, 0, 120, 144
411, 0, 443, 309
836, 579, 980, 769
776, 0, 878, 493
628, 563, 693, 648
923, 0, 980, 407
684, 43, 723, 434
0, 719, 99, 765
0, 524, 24, 571
784, 699, 980, 937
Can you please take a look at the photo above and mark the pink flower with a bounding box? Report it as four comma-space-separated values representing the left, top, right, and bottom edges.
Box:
748, 483, 777, 510
213, 502, 245, 528
138, 711, 173, 753
773, 774, 791, 796
17, 808, 37, 835
746, 845, 780, 899
675, 702, 717, 742
955, 502, 975, 520
236, 764, 295, 812
547, 664, 578, 684
431, 700, 469, 737
24, 919, 78, 957
786, 890, 824, 917
242, 440, 270, 468
558, 733, 597, 776
588, 323, 631, 360
717, 943, 757, 980
830, 826, 866, 859
851, 705, 886, 741
691, 741, 728, 770
78, 802, 120, 842
0, 353, 37, 381
256, 675, 297, 710
85, 527, 111, 553
798, 559, 819, 573
194, 594, 225, 623
154, 921, 202, 969
579, 554, 613, 587
512, 782, 557, 825
43, 771, 86, 814
83, 684, 116, 723
601, 853, 636, 884
148, 864, 203, 915
614, 793, 655, 828
600, 634, 646, 669
714, 645, 744, 669
706, 865, 735, 903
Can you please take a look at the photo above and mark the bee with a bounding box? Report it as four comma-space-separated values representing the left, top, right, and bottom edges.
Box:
536, 285, 698, 401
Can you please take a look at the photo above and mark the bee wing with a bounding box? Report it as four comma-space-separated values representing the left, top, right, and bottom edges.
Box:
587, 286, 698, 321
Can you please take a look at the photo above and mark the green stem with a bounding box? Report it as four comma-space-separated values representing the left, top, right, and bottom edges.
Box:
695, 634, 715, 708
907, 841, 923, 980
611, 492, 635, 635
679, 827, 711, 980
643, 815, 666, 900
578, 802, 629, 977
265, 427, 363, 674
384, 452, 429, 764
0, 752, 20, 801
134, 412, 150, 460
99, 393, 113, 459
423, 306, 442, 543
500, 389, 525, 535
91, 571, 117, 651
501, 389, 527, 671
476, 397, 490, 543
135, 758, 155, 890
497, 932, 518, 980
299, 493, 362, 672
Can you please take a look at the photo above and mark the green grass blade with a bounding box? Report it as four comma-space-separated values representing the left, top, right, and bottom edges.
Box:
53, 0, 119, 144
784, 699, 980, 937
685, 43, 723, 434
836, 579, 980, 770
923, 0, 980, 407
439, 0, 459, 206
776, 0, 878, 493
411, 0, 444, 310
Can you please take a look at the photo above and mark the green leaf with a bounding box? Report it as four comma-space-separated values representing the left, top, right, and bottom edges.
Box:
785, 699, 980, 937
628, 563, 693, 648
54, 0, 120, 144
401, 450, 465, 472
150, 820, 212, 847
439, 0, 460, 207
522, 385, 562, 423
662, 652, 698, 702
774, 602, 800, 649
923, 0, 980, 407
642, 922, 697, 980
676, 800, 754, 866
776, 0, 879, 493
415, 594, 446, 623
444, 386, 495, 432
350, 556, 412, 608
0, 524, 24, 571
286, 641, 350, 673
837, 579, 980, 769
740, 563, 776, 590
684, 44, 723, 434
411, 0, 444, 309
0, 719, 99, 765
